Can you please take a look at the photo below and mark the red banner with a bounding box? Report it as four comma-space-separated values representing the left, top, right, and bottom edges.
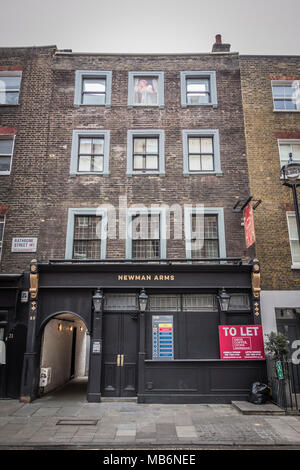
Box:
219, 325, 265, 360
243, 204, 255, 249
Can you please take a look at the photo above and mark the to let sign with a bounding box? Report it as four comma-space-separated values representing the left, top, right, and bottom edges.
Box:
219, 325, 265, 360
243, 204, 255, 249
12, 238, 37, 252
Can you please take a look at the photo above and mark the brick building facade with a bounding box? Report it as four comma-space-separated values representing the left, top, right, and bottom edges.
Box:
0, 39, 266, 403
240, 56, 300, 343
0, 45, 251, 272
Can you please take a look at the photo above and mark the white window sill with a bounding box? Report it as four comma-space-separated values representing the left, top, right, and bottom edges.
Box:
0, 172, 11, 176
184, 172, 223, 177
70, 172, 110, 177
182, 103, 218, 109
273, 109, 300, 113
291, 264, 300, 270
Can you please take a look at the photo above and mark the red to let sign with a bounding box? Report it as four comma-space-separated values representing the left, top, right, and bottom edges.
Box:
218, 325, 265, 360
243, 204, 255, 249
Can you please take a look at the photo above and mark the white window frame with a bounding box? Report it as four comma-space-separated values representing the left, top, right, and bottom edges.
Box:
287, 211, 300, 269
271, 80, 300, 112
0, 215, 6, 263
278, 139, 300, 177
74, 70, 112, 107
182, 129, 222, 176
184, 206, 226, 259
0, 71, 22, 106
180, 71, 218, 108
65, 208, 108, 259
128, 72, 164, 108
70, 129, 110, 176
126, 129, 165, 176
0, 134, 15, 175
126, 207, 167, 259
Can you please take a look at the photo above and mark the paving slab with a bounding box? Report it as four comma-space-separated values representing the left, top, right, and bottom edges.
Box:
232, 401, 285, 415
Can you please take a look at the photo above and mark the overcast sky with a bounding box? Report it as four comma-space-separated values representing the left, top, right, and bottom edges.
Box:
0, 0, 299, 55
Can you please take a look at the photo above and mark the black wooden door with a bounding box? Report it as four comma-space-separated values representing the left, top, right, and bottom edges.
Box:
277, 318, 300, 393
101, 313, 138, 397
5, 324, 27, 398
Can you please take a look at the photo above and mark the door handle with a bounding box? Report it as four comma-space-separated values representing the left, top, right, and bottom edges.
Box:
117, 354, 121, 366
121, 354, 124, 367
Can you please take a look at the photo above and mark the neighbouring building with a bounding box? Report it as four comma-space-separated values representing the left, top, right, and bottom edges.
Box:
0, 37, 266, 403
240, 56, 300, 388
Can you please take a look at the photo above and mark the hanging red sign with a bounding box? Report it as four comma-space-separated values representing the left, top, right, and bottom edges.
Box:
219, 325, 265, 360
243, 204, 255, 249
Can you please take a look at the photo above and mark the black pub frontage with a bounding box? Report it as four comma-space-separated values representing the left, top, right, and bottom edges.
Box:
17, 257, 266, 404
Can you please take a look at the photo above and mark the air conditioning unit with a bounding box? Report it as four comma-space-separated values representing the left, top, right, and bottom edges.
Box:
40, 367, 52, 387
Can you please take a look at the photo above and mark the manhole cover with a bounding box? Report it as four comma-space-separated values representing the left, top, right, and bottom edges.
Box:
56, 419, 98, 426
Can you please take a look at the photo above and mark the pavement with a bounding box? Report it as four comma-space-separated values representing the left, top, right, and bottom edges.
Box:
1, 378, 300, 449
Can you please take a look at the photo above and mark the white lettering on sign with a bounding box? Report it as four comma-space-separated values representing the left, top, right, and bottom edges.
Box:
222, 326, 259, 337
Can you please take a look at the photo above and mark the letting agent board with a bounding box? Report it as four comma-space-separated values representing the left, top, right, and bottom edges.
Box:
219, 325, 265, 360
152, 315, 174, 360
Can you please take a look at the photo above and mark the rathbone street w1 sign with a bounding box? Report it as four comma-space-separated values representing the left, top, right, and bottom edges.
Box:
11, 237, 38, 252
218, 325, 265, 360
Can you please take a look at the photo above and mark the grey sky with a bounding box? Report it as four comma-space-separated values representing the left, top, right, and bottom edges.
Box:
0, 0, 299, 55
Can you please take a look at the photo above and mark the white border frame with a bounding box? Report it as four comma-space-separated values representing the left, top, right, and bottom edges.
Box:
184, 206, 226, 259
0, 134, 16, 175
286, 211, 300, 269
65, 207, 108, 259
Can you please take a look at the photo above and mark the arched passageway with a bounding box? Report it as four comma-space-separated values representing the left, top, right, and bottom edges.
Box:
39, 313, 90, 400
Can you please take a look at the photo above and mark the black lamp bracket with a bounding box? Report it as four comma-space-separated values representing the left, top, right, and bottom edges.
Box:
232, 196, 262, 213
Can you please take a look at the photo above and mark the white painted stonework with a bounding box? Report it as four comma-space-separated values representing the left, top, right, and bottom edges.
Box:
261, 290, 300, 339
40, 316, 88, 394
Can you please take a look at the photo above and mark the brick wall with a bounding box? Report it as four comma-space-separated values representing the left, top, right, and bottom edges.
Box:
0, 48, 251, 272
240, 56, 300, 290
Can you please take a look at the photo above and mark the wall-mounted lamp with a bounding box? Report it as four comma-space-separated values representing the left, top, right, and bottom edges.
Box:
58, 323, 63, 332
217, 288, 231, 312
92, 288, 104, 313
138, 288, 148, 312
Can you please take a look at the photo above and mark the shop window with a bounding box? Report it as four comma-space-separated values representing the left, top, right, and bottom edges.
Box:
184, 207, 226, 260
0, 216, 5, 261
104, 294, 138, 311
128, 72, 164, 108
278, 140, 300, 168
0, 72, 22, 105
126, 208, 167, 259
276, 308, 300, 319
126, 130, 165, 176
148, 295, 181, 312
70, 130, 110, 176
182, 129, 222, 175
65, 208, 108, 260
0, 137, 15, 174
272, 80, 300, 111
286, 212, 300, 268
74, 70, 112, 107
180, 71, 217, 108
182, 294, 217, 311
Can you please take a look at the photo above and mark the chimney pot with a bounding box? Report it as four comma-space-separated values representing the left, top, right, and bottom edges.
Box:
212, 34, 231, 53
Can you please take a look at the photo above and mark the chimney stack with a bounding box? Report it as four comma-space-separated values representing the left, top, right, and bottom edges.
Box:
212, 34, 231, 53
